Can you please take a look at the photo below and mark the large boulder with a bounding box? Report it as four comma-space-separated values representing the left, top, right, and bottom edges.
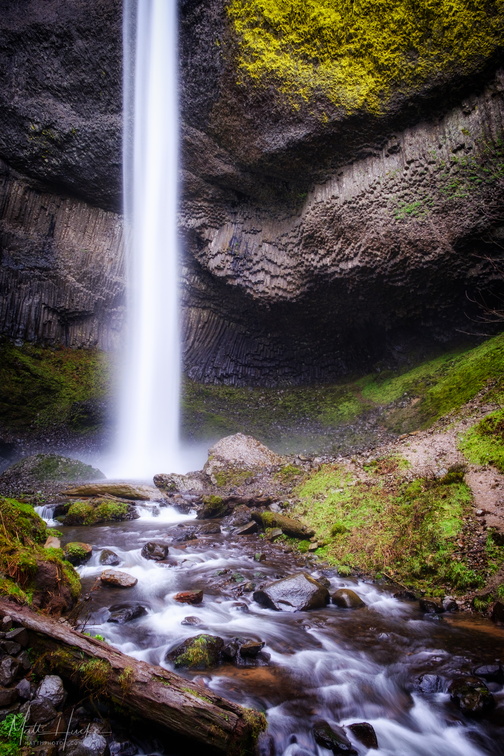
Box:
166, 634, 224, 670
252, 511, 314, 539
100, 570, 138, 589
253, 573, 329, 612
448, 676, 495, 716
204, 434, 283, 486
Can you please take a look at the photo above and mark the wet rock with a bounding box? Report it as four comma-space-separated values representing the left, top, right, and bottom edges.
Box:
109, 741, 138, 756
313, 720, 357, 754
141, 542, 169, 561
348, 722, 378, 750
0, 686, 18, 706
0, 656, 21, 686
331, 589, 366, 609
174, 590, 203, 605
181, 616, 204, 627
100, 570, 138, 588
166, 634, 224, 670
265, 528, 283, 542
393, 590, 417, 601
15, 678, 34, 700
63, 500, 139, 526
107, 603, 147, 624
197, 495, 234, 519
235, 521, 258, 535
419, 598, 443, 614
253, 573, 329, 612
17, 651, 32, 671
65, 727, 107, 756
0, 640, 21, 655
1, 616, 13, 632
252, 510, 315, 539
472, 663, 504, 683
198, 522, 221, 535
64, 542, 93, 566
448, 676, 495, 716
417, 673, 444, 694
491, 600, 504, 624
6, 627, 32, 647
442, 596, 458, 612
36, 675, 66, 707
222, 637, 268, 667
62, 483, 152, 500
27, 697, 58, 724
99, 549, 121, 566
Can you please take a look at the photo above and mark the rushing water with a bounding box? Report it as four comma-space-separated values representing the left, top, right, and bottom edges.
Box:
111, 0, 191, 480
58, 504, 504, 756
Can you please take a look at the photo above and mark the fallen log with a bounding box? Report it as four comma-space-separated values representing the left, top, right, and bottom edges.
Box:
0, 599, 266, 755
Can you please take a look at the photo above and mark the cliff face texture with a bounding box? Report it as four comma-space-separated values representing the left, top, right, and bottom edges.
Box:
1, 0, 503, 382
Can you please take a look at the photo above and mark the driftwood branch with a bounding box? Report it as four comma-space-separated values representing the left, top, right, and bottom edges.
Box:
0, 600, 265, 755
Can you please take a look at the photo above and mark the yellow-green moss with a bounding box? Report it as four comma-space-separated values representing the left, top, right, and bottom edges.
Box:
228, 0, 504, 113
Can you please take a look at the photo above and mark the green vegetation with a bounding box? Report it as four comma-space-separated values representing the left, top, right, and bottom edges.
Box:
0, 497, 81, 604
459, 408, 504, 473
0, 713, 27, 756
214, 468, 252, 488
293, 464, 483, 594
227, 0, 503, 113
64, 499, 129, 525
0, 339, 110, 433
183, 333, 504, 453
78, 658, 113, 693
171, 635, 222, 670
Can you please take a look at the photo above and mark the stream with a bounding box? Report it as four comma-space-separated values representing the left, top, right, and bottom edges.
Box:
50, 502, 504, 756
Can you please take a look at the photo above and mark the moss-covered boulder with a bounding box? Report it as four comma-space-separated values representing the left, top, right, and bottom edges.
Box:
0, 454, 104, 489
62, 483, 155, 500
166, 634, 225, 670
0, 497, 81, 613
63, 542, 93, 566
252, 510, 315, 539
63, 499, 138, 526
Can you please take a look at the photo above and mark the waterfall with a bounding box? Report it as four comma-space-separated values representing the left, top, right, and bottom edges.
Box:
110, 0, 191, 480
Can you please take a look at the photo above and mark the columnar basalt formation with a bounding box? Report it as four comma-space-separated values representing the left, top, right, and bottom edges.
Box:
0, 0, 503, 385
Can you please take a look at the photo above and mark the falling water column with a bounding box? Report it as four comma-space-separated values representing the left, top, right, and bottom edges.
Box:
113, 0, 183, 479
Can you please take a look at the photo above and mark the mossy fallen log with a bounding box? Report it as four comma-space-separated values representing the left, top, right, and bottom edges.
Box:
0, 599, 266, 755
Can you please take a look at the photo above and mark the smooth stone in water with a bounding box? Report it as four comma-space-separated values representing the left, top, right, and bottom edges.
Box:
141, 541, 169, 561
417, 673, 444, 694
99, 549, 121, 566
181, 616, 203, 627
100, 570, 138, 588
36, 675, 66, 707
331, 589, 365, 609
348, 722, 378, 750
107, 603, 147, 624
472, 663, 504, 683
174, 590, 203, 605
253, 573, 329, 612
313, 720, 358, 754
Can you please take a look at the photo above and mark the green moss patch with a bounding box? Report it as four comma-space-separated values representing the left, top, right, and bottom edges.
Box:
63, 499, 130, 526
183, 334, 504, 454
0, 497, 81, 606
0, 339, 110, 434
293, 464, 483, 594
459, 408, 504, 473
227, 0, 503, 113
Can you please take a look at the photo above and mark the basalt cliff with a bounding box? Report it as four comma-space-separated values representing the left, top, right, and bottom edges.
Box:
1, 0, 503, 384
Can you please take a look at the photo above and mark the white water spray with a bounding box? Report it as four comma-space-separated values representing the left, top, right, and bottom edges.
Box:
110, 0, 201, 479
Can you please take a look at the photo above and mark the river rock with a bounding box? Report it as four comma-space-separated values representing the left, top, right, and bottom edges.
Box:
0, 656, 21, 686
235, 521, 258, 535
472, 663, 504, 683
313, 720, 358, 754
348, 722, 378, 750
6, 628, 29, 647
419, 598, 443, 613
448, 676, 495, 715
62, 483, 153, 500
181, 616, 204, 627
204, 433, 283, 485
65, 728, 107, 756
166, 634, 224, 670
331, 589, 366, 609
153, 472, 206, 494
491, 600, 504, 624
417, 673, 444, 694
196, 495, 236, 519
253, 573, 329, 612
174, 591, 203, 605
141, 542, 169, 561
0, 686, 18, 706
109, 741, 138, 756
107, 603, 147, 624
251, 511, 315, 539
99, 549, 121, 566
64, 542, 93, 566
36, 675, 66, 707
100, 570, 138, 588
27, 696, 58, 724
222, 637, 268, 667
44, 536, 61, 549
